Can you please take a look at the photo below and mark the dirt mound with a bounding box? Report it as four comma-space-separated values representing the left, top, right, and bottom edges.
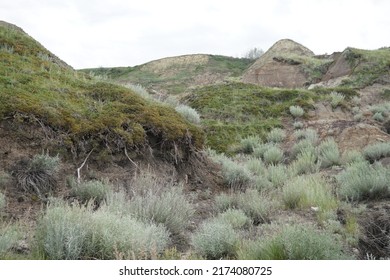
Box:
242, 39, 317, 88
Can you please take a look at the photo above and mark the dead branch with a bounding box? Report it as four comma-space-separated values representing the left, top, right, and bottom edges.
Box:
76, 148, 94, 183
124, 146, 139, 170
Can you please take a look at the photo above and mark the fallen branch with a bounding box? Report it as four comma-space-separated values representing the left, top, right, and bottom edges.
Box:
76, 148, 94, 183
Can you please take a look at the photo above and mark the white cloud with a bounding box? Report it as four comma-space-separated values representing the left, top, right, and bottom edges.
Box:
1, 0, 389, 68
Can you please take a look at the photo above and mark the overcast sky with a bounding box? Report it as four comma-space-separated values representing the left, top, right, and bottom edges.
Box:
1, 0, 389, 69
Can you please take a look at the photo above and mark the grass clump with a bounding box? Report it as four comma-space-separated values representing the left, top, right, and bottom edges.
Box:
220, 158, 252, 189
70, 180, 112, 204
337, 161, 390, 201
215, 189, 273, 224
317, 138, 340, 168
341, 150, 365, 165
215, 209, 251, 229
294, 128, 318, 144
293, 121, 303, 129
290, 149, 320, 175
0, 223, 22, 257
266, 164, 290, 188
84, 210, 170, 259
175, 104, 201, 125
329, 92, 345, 108
266, 128, 286, 143
289, 105, 304, 118
373, 112, 384, 122
191, 219, 239, 259
282, 175, 337, 215
363, 142, 390, 161
238, 136, 262, 154
238, 224, 351, 260
263, 146, 284, 165
128, 187, 194, 235
13, 154, 60, 197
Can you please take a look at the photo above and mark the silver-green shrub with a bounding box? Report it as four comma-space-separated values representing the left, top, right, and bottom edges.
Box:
71, 180, 112, 204
337, 161, 390, 201
175, 104, 201, 124
363, 142, 390, 161
215, 209, 251, 229
289, 105, 304, 118
0, 223, 21, 257
239, 136, 262, 154
317, 138, 340, 168
238, 224, 351, 260
266, 128, 286, 143
191, 220, 239, 259
128, 188, 194, 235
263, 146, 284, 165
329, 92, 345, 108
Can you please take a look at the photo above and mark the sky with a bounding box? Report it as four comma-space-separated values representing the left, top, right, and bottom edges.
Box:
1, 0, 389, 69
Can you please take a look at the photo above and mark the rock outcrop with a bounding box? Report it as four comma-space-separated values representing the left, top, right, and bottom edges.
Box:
242, 39, 315, 88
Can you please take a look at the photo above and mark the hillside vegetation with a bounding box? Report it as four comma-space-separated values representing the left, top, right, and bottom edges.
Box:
0, 22, 203, 159
81, 54, 254, 94
2, 21, 390, 261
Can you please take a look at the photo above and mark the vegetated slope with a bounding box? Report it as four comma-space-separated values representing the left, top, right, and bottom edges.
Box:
242, 39, 333, 88
81, 54, 254, 94
185, 82, 320, 153
0, 21, 203, 163
321, 47, 390, 88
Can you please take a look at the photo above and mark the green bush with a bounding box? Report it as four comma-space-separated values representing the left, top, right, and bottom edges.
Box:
266, 164, 290, 188
239, 136, 262, 154
220, 158, 252, 189
290, 149, 320, 175
289, 105, 304, 118
0, 223, 21, 257
215, 209, 251, 229
337, 161, 390, 201
236, 189, 273, 224
71, 180, 112, 204
294, 128, 318, 144
263, 146, 284, 165
245, 158, 266, 176
282, 175, 337, 213
266, 128, 286, 143
175, 104, 201, 125
214, 193, 235, 212
128, 188, 194, 235
341, 150, 365, 165
363, 142, 390, 161
329, 92, 345, 108
13, 154, 60, 197
317, 138, 340, 168
191, 220, 239, 259
238, 224, 351, 260
373, 112, 384, 122
35, 200, 170, 259
291, 139, 317, 158
214, 189, 272, 224
84, 210, 170, 259
35, 201, 88, 260
253, 143, 277, 159
293, 121, 303, 129
125, 83, 153, 100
